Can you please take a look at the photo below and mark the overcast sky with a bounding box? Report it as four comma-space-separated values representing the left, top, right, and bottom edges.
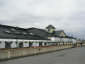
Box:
0, 0, 85, 39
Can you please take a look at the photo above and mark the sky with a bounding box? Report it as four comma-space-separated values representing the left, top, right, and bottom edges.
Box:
0, 0, 85, 39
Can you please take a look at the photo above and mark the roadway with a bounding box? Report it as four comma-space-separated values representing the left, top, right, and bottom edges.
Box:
0, 47, 85, 64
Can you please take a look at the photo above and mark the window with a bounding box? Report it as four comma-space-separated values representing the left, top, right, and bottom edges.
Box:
29, 33, 34, 35
0, 41, 1, 44
15, 31, 20, 34
5, 30, 10, 33
39, 42, 42, 46
44, 42, 47, 46
23, 32, 26, 34
29, 42, 32, 47
11, 28, 16, 31
19, 42, 23, 48
5, 41, 12, 48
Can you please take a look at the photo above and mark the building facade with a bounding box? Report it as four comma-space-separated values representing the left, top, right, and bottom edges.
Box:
0, 24, 77, 49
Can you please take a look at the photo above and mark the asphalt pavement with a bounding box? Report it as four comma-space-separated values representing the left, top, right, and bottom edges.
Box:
0, 47, 85, 64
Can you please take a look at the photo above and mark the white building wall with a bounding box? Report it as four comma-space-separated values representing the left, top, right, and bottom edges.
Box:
55, 37, 60, 42
72, 39, 77, 44
11, 41, 17, 48
0, 41, 5, 48
50, 37, 60, 42
23, 41, 29, 47
61, 38, 72, 43
32, 42, 39, 47
42, 42, 45, 46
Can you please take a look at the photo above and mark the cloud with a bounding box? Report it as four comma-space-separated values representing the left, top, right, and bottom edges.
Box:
0, 0, 85, 39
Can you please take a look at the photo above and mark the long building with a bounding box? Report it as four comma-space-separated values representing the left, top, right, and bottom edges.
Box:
0, 24, 77, 49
